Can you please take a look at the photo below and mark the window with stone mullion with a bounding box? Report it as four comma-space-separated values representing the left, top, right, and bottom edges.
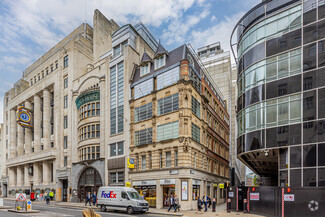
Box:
192, 96, 201, 118
157, 93, 179, 115
191, 123, 200, 143
135, 102, 152, 122
135, 128, 152, 146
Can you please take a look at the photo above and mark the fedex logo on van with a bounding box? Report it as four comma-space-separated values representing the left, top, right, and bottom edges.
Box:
101, 191, 117, 198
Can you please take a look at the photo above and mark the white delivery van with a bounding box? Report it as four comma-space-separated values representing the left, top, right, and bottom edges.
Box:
97, 186, 149, 214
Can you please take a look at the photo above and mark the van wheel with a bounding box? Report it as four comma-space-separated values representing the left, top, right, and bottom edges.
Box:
100, 205, 106, 212
127, 206, 133, 214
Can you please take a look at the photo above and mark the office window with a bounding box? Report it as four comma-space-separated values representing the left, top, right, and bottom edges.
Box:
64, 77, 68, 88
64, 55, 68, 68
64, 115, 68, 129
110, 142, 124, 157
192, 123, 200, 143
155, 55, 165, 69
141, 156, 146, 170
157, 93, 179, 115
157, 121, 179, 142
134, 102, 152, 122
50, 64, 53, 72
64, 136, 68, 149
157, 67, 179, 90
79, 102, 100, 119
134, 79, 153, 99
110, 62, 124, 135
64, 156, 67, 167
55, 61, 58, 69
46, 68, 49, 75
64, 95, 68, 108
165, 152, 171, 167
192, 96, 201, 118
110, 172, 124, 184
135, 128, 152, 146
175, 150, 178, 166
141, 63, 150, 76
79, 124, 100, 141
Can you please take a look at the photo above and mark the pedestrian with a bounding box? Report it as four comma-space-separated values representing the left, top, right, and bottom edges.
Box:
167, 194, 175, 212
202, 193, 208, 212
208, 195, 211, 208
49, 191, 54, 201
45, 193, 50, 205
92, 191, 97, 206
36, 193, 40, 201
197, 197, 203, 212
40, 192, 44, 201
174, 194, 179, 212
85, 192, 92, 206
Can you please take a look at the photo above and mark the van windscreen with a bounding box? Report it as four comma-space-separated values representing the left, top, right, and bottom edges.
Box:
127, 191, 142, 200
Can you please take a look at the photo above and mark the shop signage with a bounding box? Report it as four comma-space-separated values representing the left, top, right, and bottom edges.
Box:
219, 183, 224, 189
125, 182, 131, 187
193, 180, 201, 185
127, 158, 134, 169
250, 193, 260, 201
75, 90, 100, 109
160, 179, 176, 185
133, 180, 156, 186
169, 170, 178, 175
284, 194, 294, 202
181, 181, 188, 201
229, 192, 234, 198
16, 106, 33, 128
213, 184, 218, 187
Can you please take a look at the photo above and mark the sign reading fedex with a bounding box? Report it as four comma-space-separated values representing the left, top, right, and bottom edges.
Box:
101, 191, 117, 199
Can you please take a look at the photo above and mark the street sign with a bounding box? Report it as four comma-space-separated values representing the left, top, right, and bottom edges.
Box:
250, 193, 260, 201
284, 194, 294, 201
15, 193, 27, 201
27, 201, 32, 211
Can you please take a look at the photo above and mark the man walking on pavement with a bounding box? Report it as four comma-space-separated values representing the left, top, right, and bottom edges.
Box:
167, 194, 175, 212
85, 192, 92, 206
203, 193, 208, 212
174, 194, 180, 212
92, 191, 97, 206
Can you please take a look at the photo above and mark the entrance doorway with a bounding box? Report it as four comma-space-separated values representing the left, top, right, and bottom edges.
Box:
162, 185, 175, 207
78, 168, 102, 201
62, 180, 68, 202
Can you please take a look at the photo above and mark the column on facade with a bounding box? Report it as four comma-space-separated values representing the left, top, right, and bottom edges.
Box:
17, 116, 24, 156
16, 166, 23, 186
24, 165, 30, 186
43, 161, 50, 185
34, 95, 41, 151
8, 167, 16, 187
33, 163, 40, 185
24, 100, 32, 154
10, 109, 17, 157
43, 89, 51, 150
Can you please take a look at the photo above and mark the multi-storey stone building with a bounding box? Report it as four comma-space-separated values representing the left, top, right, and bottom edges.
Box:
129, 43, 230, 209
198, 42, 246, 186
0, 10, 158, 202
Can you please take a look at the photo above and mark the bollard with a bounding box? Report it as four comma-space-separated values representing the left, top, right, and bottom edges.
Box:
212, 198, 216, 212
243, 199, 248, 213
227, 198, 231, 213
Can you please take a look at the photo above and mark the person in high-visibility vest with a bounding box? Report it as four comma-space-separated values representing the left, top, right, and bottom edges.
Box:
49, 191, 54, 201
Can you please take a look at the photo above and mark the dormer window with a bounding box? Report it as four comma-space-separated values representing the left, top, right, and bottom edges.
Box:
141, 63, 150, 76
155, 55, 165, 70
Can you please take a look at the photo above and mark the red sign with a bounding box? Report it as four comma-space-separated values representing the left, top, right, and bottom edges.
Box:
250, 193, 259, 201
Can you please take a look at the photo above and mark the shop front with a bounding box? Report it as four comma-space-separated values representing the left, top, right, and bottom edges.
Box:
133, 180, 157, 207
160, 179, 175, 207
192, 179, 201, 200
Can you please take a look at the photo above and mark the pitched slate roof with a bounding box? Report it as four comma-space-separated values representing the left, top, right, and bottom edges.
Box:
154, 41, 168, 58
140, 52, 153, 65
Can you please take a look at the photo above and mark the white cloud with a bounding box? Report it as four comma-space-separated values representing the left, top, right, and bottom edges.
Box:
210, 16, 216, 22
189, 11, 244, 64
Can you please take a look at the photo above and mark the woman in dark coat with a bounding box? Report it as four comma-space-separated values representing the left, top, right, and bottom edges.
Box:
197, 197, 203, 212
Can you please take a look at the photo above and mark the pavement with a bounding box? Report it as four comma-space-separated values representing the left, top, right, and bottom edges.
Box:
1, 199, 266, 217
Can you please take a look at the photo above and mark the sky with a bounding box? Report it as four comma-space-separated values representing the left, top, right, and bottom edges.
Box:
0, 0, 260, 123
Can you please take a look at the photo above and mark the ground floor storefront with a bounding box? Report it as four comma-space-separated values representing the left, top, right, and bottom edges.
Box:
130, 169, 228, 210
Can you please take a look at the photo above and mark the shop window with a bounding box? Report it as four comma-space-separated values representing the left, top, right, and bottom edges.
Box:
303, 168, 316, 187
318, 143, 325, 166
290, 169, 301, 187
319, 168, 325, 186
192, 185, 200, 200
303, 144, 316, 167
290, 146, 301, 168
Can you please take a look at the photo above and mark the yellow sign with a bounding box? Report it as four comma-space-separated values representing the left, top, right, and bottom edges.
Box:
126, 182, 131, 187
127, 158, 134, 169
16, 106, 33, 128
219, 184, 224, 189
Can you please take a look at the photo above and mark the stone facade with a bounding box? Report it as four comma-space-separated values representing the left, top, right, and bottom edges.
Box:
1, 10, 158, 201
129, 44, 230, 210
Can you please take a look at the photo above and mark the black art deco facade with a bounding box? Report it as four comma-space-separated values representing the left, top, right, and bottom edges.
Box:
231, 0, 325, 187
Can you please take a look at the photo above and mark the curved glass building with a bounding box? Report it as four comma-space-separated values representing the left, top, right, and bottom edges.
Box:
231, 0, 325, 187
